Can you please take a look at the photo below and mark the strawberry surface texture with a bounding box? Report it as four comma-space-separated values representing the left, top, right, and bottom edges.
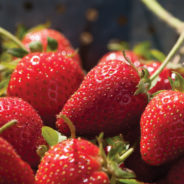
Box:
0, 137, 35, 184
22, 28, 71, 51
141, 90, 184, 166
99, 50, 142, 68
7, 52, 84, 125
0, 97, 44, 168
35, 138, 110, 184
57, 59, 147, 137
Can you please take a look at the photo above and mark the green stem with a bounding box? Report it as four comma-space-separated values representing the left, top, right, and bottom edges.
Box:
110, 174, 116, 184
119, 148, 134, 162
141, 0, 184, 33
36, 145, 48, 158
0, 120, 17, 134
150, 32, 184, 81
58, 114, 76, 138
0, 27, 28, 50
97, 133, 108, 168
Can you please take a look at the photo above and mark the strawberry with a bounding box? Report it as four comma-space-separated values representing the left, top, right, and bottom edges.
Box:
22, 28, 71, 51
36, 114, 136, 183
143, 61, 173, 94
166, 157, 184, 184
140, 90, 184, 166
7, 52, 84, 125
56, 59, 147, 137
35, 138, 110, 184
60, 47, 82, 66
99, 50, 142, 68
0, 97, 44, 167
0, 137, 35, 184
22, 28, 82, 65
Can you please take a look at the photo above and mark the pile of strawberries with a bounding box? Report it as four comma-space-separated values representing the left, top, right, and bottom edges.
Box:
0, 25, 184, 184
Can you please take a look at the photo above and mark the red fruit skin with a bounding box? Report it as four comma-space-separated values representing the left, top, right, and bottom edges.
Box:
0, 137, 35, 184
140, 90, 184, 166
22, 28, 71, 51
167, 157, 184, 184
59, 47, 82, 65
22, 28, 82, 65
7, 52, 84, 126
0, 97, 44, 168
99, 50, 142, 68
143, 62, 172, 94
35, 138, 110, 184
57, 59, 147, 137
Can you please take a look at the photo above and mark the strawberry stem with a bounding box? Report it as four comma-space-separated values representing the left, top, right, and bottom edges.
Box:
59, 114, 76, 138
0, 27, 28, 51
123, 50, 139, 76
141, 0, 184, 33
36, 145, 48, 158
96, 133, 108, 168
119, 147, 134, 162
0, 120, 17, 134
110, 174, 116, 184
150, 32, 184, 82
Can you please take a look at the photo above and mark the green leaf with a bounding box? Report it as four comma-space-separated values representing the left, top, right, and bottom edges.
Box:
7, 48, 28, 58
134, 68, 151, 95
108, 161, 135, 179
151, 90, 166, 98
133, 41, 152, 59
107, 41, 129, 51
169, 71, 184, 91
42, 126, 67, 147
0, 52, 13, 63
47, 37, 58, 51
118, 179, 143, 184
15, 24, 28, 40
27, 21, 51, 33
0, 77, 10, 96
0, 59, 20, 71
29, 41, 43, 52
150, 49, 166, 61
106, 136, 129, 162
57, 131, 67, 143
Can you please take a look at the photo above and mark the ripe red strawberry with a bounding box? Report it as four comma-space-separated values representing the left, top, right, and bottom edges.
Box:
57, 59, 147, 137
22, 28, 82, 65
0, 137, 35, 184
143, 62, 173, 94
35, 138, 110, 184
60, 47, 82, 66
0, 97, 44, 167
166, 157, 184, 184
7, 52, 84, 125
140, 90, 184, 166
99, 50, 142, 68
22, 28, 71, 51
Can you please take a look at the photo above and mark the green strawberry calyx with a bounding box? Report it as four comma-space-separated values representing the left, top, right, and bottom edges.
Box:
169, 71, 184, 92
135, 32, 184, 97
0, 26, 59, 58
41, 115, 136, 182
97, 133, 136, 183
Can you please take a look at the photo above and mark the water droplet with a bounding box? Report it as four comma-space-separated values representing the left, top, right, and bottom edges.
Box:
30, 56, 40, 65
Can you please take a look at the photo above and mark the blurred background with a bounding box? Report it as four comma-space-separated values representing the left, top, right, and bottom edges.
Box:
0, 0, 183, 71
